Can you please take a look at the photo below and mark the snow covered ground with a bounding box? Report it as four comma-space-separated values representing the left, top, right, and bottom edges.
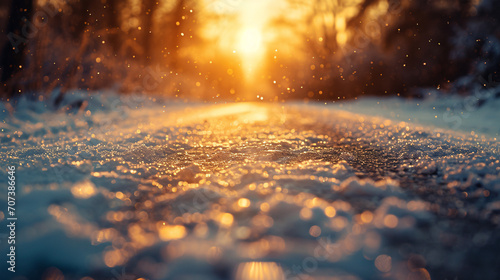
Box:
1, 92, 500, 280
334, 93, 500, 139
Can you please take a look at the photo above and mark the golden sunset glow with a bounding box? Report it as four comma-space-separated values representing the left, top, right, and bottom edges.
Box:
236, 27, 263, 55
235, 262, 285, 280
236, 27, 264, 79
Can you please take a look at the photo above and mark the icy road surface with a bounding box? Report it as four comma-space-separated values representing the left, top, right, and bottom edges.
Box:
1, 97, 500, 280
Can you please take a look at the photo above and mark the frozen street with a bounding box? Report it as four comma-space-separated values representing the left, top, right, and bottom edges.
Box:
1, 0, 500, 279
1, 97, 499, 279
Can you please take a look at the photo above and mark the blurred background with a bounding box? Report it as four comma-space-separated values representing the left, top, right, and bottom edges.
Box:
0, 0, 499, 102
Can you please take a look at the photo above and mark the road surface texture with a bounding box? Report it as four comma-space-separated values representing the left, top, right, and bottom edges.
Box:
1, 100, 500, 280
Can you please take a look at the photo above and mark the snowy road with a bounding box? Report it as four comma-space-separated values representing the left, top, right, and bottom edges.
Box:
1, 98, 500, 280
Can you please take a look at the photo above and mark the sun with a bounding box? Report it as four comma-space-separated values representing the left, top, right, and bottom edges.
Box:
236, 27, 263, 55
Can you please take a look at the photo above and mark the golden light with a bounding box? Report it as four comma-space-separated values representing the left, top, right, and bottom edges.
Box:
219, 212, 234, 227
177, 103, 269, 125
234, 26, 265, 82
71, 180, 97, 199
383, 214, 399, 228
260, 202, 270, 212
299, 207, 313, 220
236, 27, 263, 55
235, 262, 285, 280
361, 210, 374, 223
158, 224, 187, 241
238, 198, 251, 208
324, 206, 337, 218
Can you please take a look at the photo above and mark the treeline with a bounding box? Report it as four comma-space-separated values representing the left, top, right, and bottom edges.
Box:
266, 0, 500, 100
1, 0, 499, 101
0, 0, 244, 100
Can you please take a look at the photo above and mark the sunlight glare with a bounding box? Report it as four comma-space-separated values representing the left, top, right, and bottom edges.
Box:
237, 27, 263, 55
235, 262, 285, 280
